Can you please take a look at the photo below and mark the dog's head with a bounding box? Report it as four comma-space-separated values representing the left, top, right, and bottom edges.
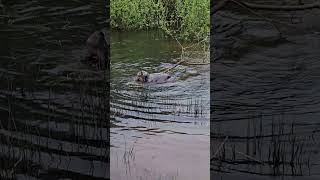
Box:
135, 70, 149, 82
86, 30, 109, 70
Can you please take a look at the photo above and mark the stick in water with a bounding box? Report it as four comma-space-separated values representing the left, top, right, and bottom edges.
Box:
163, 59, 185, 73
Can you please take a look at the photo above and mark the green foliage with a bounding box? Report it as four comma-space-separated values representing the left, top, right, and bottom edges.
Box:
111, 0, 165, 30
161, 0, 210, 41
110, 0, 209, 42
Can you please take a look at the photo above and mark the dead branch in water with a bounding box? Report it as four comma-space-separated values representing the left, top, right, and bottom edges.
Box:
163, 34, 209, 73
162, 35, 185, 73
163, 59, 185, 73
186, 62, 210, 65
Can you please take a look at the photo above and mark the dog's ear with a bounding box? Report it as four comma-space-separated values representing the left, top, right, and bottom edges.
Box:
142, 71, 149, 82
144, 75, 148, 82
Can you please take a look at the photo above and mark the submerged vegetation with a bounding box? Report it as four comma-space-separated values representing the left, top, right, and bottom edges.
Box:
110, 0, 210, 41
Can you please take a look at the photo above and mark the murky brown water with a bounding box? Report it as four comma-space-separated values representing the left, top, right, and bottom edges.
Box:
110, 31, 210, 180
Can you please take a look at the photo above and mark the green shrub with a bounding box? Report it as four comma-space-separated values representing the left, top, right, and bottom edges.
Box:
111, 0, 164, 29
110, 0, 209, 42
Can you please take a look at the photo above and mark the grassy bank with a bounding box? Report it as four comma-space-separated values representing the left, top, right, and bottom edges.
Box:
110, 0, 209, 42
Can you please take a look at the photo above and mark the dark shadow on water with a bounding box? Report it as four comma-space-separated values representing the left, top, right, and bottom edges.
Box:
0, 0, 109, 179
212, 1, 320, 179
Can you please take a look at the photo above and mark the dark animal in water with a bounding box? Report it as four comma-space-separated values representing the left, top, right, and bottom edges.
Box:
135, 70, 171, 83
86, 30, 109, 70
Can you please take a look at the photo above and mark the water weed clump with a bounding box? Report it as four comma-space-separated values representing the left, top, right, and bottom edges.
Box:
110, 0, 209, 41
212, 116, 315, 177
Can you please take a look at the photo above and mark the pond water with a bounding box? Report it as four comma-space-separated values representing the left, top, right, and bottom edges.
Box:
0, 0, 109, 179
110, 31, 210, 180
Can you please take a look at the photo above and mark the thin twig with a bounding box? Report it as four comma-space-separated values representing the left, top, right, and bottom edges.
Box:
186, 62, 210, 65
233, 149, 264, 164
163, 59, 185, 73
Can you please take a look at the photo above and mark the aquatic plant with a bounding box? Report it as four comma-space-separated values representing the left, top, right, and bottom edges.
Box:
211, 116, 315, 177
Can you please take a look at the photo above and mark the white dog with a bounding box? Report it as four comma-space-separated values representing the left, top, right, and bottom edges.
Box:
134, 70, 171, 83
